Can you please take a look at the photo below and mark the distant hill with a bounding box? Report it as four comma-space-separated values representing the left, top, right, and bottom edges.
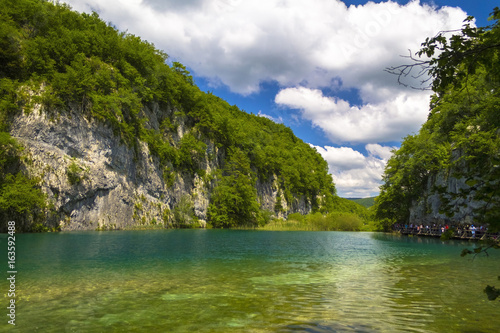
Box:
346, 197, 376, 208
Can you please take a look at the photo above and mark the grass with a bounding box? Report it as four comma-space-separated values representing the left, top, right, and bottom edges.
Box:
258, 218, 317, 231
258, 212, 378, 231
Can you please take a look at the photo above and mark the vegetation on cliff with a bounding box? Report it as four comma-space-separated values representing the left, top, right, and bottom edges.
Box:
375, 8, 500, 231
0, 0, 344, 229
0, 132, 48, 227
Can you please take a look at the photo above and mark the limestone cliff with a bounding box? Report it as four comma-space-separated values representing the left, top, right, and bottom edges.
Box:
9, 104, 313, 231
0, 0, 335, 231
408, 149, 496, 226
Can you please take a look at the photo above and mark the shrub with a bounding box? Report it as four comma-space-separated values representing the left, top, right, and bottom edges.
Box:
173, 195, 198, 228
66, 159, 83, 185
287, 212, 305, 223
326, 212, 363, 231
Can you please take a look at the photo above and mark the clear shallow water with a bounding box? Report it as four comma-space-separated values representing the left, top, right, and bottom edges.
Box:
1, 230, 499, 332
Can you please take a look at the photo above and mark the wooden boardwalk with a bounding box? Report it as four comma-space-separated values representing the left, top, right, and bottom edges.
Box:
394, 226, 499, 241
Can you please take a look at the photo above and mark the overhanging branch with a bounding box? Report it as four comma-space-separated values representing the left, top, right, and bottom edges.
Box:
384, 50, 433, 90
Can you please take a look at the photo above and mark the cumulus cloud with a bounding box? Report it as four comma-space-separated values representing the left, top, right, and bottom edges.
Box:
62, 0, 468, 95
62, 0, 467, 144
60, 0, 469, 195
366, 143, 394, 161
311, 144, 396, 197
275, 86, 429, 143
257, 111, 283, 123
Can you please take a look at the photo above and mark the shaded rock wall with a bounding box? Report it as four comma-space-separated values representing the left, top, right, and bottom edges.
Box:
408, 150, 488, 225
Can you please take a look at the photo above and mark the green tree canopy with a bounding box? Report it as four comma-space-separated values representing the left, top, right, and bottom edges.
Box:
376, 8, 500, 227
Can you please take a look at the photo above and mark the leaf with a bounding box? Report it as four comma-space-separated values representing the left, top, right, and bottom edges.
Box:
460, 249, 473, 257
484, 285, 500, 301
474, 247, 483, 254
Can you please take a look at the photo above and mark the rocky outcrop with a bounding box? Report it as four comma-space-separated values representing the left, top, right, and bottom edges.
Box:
408, 150, 492, 225
9, 104, 310, 231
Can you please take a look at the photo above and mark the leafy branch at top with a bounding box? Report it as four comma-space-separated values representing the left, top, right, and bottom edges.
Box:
460, 240, 500, 300
384, 50, 434, 90
386, 8, 500, 96
379, 7, 500, 302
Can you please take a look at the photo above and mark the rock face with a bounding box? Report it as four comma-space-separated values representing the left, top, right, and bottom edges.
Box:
10, 105, 313, 230
408, 151, 489, 225
409, 173, 475, 225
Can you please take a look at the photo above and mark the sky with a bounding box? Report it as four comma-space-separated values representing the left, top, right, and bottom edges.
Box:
62, 0, 496, 197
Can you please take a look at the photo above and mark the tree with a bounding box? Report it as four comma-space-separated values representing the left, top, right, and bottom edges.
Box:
0, 132, 47, 231
207, 148, 260, 228
379, 7, 500, 224
385, 7, 500, 95
379, 7, 500, 300
1, 0, 339, 231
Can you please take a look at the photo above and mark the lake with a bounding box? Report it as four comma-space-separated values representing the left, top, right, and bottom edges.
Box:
1, 230, 499, 332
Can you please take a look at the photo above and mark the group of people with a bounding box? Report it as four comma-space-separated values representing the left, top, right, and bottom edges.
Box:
393, 223, 492, 238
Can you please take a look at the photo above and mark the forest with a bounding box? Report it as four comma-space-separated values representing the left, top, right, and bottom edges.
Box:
0, 0, 376, 230
375, 8, 500, 232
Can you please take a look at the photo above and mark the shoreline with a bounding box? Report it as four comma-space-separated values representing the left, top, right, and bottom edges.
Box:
393, 225, 499, 241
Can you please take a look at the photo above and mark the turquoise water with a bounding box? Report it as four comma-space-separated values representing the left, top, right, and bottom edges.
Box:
1, 230, 499, 332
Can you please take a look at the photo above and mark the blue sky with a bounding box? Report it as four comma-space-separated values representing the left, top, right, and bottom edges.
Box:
63, 0, 495, 197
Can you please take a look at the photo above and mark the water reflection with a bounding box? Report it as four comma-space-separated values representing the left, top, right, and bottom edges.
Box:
1, 230, 499, 332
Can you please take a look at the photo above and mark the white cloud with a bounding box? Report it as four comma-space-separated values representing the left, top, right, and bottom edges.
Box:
59, 0, 468, 195
366, 143, 394, 161
257, 111, 283, 123
312, 144, 395, 197
62, 0, 467, 144
276, 87, 429, 143
62, 0, 468, 95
